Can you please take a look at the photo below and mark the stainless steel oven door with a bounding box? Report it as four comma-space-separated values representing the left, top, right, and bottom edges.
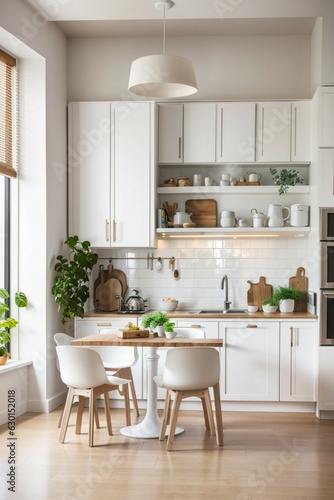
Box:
320, 207, 334, 241
320, 290, 334, 345
320, 242, 334, 288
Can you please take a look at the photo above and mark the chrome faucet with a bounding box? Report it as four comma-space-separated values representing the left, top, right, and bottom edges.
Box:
221, 275, 231, 311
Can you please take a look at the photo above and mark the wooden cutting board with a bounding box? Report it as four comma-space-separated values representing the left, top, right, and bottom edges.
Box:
289, 267, 308, 312
185, 199, 217, 227
94, 277, 122, 311
107, 263, 128, 298
247, 276, 273, 311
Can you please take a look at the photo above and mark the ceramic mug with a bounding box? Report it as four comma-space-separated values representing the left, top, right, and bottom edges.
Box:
205, 177, 213, 186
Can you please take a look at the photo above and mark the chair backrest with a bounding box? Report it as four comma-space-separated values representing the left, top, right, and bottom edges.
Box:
54, 332, 73, 346
173, 327, 206, 339
56, 346, 109, 389
162, 347, 220, 391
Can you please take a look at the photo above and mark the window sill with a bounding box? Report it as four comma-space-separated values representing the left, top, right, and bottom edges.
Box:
0, 359, 32, 374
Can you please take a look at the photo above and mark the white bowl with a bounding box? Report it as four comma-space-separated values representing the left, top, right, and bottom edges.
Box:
262, 305, 278, 313
247, 305, 259, 313
160, 299, 178, 312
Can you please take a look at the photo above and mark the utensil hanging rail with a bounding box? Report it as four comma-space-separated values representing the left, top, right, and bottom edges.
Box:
98, 254, 175, 271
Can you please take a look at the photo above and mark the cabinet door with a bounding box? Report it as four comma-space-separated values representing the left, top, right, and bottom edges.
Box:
256, 102, 291, 162
216, 102, 256, 162
291, 101, 311, 161
68, 102, 111, 246
318, 149, 334, 206
317, 87, 334, 148
220, 321, 279, 401
113, 102, 154, 247
319, 346, 334, 411
183, 103, 216, 163
158, 104, 183, 163
280, 322, 316, 402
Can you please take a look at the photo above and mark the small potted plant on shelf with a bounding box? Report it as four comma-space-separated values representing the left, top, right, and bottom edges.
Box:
51, 235, 98, 324
273, 286, 302, 313
261, 296, 279, 313
141, 311, 174, 337
0, 288, 28, 365
269, 168, 303, 195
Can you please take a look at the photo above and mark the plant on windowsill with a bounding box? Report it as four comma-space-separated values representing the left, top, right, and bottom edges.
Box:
0, 288, 28, 365
269, 168, 303, 195
273, 286, 302, 313
141, 311, 174, 337
51, 235, 98, 324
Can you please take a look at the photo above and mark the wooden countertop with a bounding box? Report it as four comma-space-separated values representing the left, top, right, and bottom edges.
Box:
83, 309, 317, 320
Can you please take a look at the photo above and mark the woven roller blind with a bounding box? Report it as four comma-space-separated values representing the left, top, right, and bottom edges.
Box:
0, 49, 17, 179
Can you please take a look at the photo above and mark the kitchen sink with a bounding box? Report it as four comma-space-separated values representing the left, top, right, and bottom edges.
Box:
199, 309, 248, 314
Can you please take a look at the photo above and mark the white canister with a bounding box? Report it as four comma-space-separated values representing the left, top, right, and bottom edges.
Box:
252, 213, 266, 228
220, 211, 235, 227
205, 177, 213, 186
193, 174, 202, 186
290, 204, 309, 227
221, 173, 230, 181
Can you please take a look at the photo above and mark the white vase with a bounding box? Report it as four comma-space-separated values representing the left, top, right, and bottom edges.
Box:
279, 299, 295, 313
154, 325, 165, 337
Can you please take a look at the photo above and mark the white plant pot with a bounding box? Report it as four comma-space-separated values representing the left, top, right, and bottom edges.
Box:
262, 305, 278, 313
154, 325, 165, 337
279, 299, 295, 313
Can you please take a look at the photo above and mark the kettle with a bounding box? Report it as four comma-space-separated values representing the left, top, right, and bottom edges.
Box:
267, 204, 290, 227
125, 289, 147, 312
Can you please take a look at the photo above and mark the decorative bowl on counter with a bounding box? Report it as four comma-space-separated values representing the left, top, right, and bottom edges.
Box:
262, 305, 278, 313
160, 299, 178, 311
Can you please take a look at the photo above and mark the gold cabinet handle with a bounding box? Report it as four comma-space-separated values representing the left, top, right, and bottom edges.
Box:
178, 137, 182, 159
245, 324, 258, 328
105, 219, 110, 242
290, 326, 294, 347
97, 322, 112, 327
113, 220, 116, 242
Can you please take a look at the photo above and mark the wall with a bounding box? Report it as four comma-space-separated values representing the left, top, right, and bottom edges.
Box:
0, 0, 68, 412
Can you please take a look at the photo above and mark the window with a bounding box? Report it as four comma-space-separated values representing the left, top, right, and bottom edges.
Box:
0, 49, 17, 179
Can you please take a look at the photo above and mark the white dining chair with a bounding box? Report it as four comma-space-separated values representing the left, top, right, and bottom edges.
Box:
56, 345, 131, 447
154, 347, 223, 451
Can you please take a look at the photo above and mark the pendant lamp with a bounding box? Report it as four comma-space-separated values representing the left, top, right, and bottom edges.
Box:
128, 1, 197, 98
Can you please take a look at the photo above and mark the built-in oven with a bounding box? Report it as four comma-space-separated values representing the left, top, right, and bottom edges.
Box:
320, 208, 334, 345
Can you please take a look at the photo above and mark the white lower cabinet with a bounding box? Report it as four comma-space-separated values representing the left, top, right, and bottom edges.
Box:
219, 321, 280, 401
74, 317, 143, 400
280, 322, 316, 402
318, 347, 334, 411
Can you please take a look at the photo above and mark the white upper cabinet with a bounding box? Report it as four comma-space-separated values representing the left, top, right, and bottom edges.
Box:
183, 103, 216, 163
68, 101, 156, 248
317, 86, 334, 148
158, 104, 183, 163
256, 102, 292, 162
291, 101, 311, 161
158, 103, 216, 163
216, 102, 256, 162
68, 102, 111, 247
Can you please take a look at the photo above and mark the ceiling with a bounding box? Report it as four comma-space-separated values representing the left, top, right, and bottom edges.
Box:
24, 0, 317, 38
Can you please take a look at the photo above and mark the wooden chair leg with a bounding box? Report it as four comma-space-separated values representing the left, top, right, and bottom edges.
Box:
58, 406, 64, 428
59, 387, 75, 444
116, 367, 139, 418
213, 383, 223, 446
88, 390, 95, 447
202, 390, 215, 435
159, 390, 171, 441
166, 392, 182, 452
103, 391, 113, 436
123, 383, 131, 426
75, 396, 85, 434
201, 393, 210, 430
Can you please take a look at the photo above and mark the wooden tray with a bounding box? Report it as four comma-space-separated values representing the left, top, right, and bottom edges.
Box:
247, 276, 273, 311
185, 199, 217, 227
117, 329, 150, 339
289, 267, 308, 312
236, 181, 260, 186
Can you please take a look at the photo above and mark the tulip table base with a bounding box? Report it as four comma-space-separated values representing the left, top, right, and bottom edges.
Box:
120, 346, 184, 439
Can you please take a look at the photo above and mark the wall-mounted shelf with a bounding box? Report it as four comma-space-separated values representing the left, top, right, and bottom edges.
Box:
157, 227, 311, 239
157, 186, 310, 195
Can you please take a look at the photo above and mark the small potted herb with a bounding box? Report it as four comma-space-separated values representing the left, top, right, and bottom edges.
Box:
273, 286, 302, 313
261, 296, 279, 313
0, 288, 28, 364
141, 311, 171, 337
269, 168, 303, 195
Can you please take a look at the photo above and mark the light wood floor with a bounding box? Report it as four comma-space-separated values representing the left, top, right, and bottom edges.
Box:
1, 406, 334, 499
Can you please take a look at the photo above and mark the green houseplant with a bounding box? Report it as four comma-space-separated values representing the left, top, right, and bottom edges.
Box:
273, 286, 302, 313
0, 288, 28, 364
269, 168, 303, 195
261, 296, 279, 313
141, 311, 174, 337
51, 235, 98, 324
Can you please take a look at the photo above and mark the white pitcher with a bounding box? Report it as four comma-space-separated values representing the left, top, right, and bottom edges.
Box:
267, 204, 290, 227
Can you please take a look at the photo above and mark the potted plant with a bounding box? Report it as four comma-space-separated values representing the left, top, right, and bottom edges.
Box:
269, 168, 303, 195
51, 235, 98, 324
261, 296, 279, 313
141, 311, 172, 337
273, 286, 302, 313
0, 288, 28, 365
